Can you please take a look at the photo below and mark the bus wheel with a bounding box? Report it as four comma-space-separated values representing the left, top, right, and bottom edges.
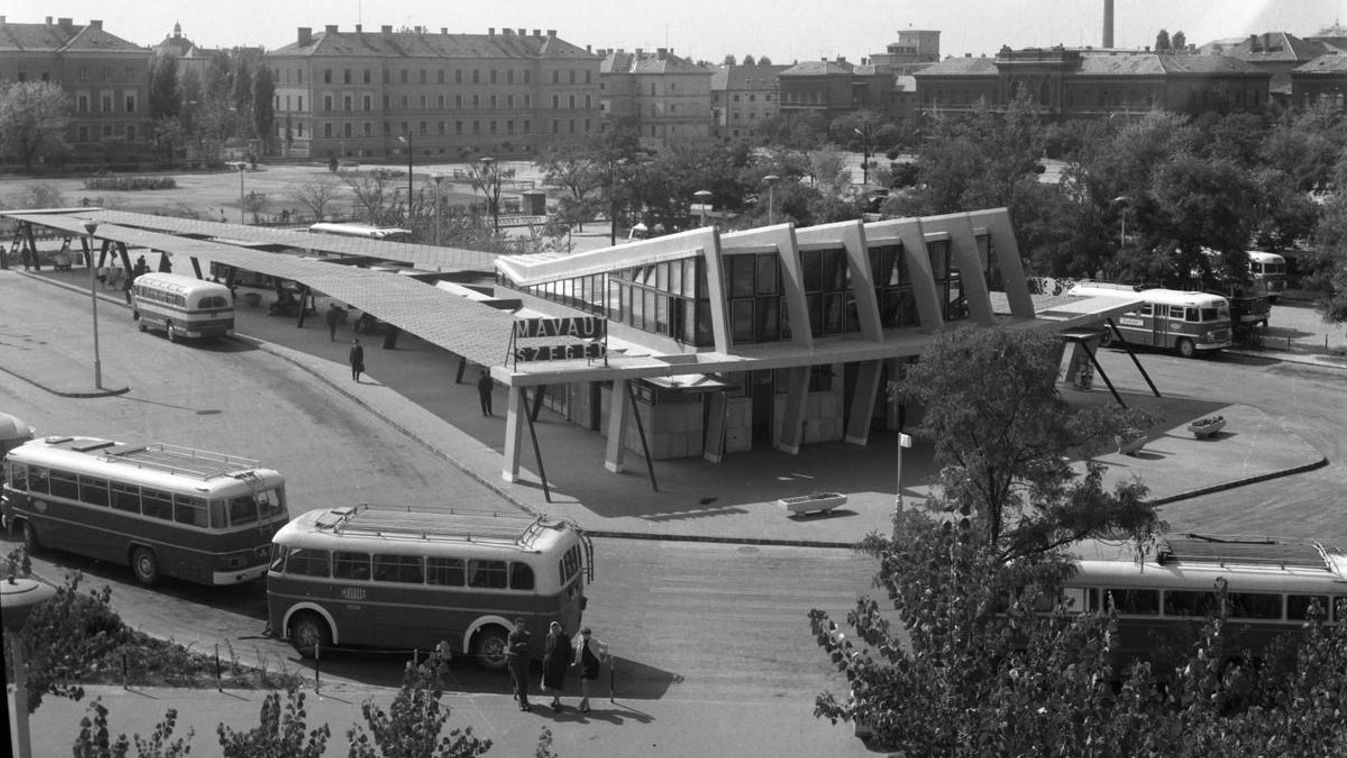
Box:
130, 546, 161, 586
1100, 329, 1115, 348
165, 322, 179, 343
21, 520, 41, 553
1176, 338, 1196, 359
290, 614, 331, 659
472, 626, 510, 672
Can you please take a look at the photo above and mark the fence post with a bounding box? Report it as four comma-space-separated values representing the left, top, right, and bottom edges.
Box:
314, 643, 321, 695
215, 643, 222, 692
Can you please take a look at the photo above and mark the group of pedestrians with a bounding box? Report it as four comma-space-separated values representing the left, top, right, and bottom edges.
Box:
506, 618, 607, 714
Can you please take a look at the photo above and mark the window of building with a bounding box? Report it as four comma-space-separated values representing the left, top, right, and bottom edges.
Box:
455, 121, 463, 134
727, 253, 784, 344
77, 94, 88, 112
437, 69, 444, 84
455, 95, 462, 108
101, 94, 112, 113
324, 69, 332, 84
552, 94, 559, 109
343, 122, 352, 138
420, 69, 427, 84
473, 69, 480, 84
343, 69, 352, 84
365, 69, 372, 84
490, 69, 497, 84
870, 245, 917, 328
324, 122, 333, 137
401, 69, 408, 84
324, 95, 333, 112
800, 248, 855, 336
507, 69, 515, 84
524, 70, 531, 84
472, 94, 480, 108
419, 94, 427, 109
343, 95, 352, 111
125, 125, 135, 141
552, 70, 560, 84
364, 94, 372, 111
490, 120, 497, 134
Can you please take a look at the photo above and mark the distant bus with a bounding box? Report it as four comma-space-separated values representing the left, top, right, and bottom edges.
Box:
267, 505, 593, 669
1059, 534, 1347, 669
1, 436, 288, 586
1246, 251, 1288, 302
308, 223, 413, 242
1070, 284, 1232, 358
131, 272, 234, 342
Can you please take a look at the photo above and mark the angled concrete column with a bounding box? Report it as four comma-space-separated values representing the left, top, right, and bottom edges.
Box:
604, 378, 630, 473
501, 384, 528, 482
845, 360, 883, 445
702, 391, 728, 463
776, 366, 810, 455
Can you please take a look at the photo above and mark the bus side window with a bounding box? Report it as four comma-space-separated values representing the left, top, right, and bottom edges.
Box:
111, 482, 140, 512
174, 495, 209, 527
373, 554, 424, 584
28, 466, 50, 494
510, 562, 535, 591
1163, 590, 1219, 617
228, 496, 259, 526
1286, 594, 1331, 621
333, 551, 372, 581
427, 557, 465, 586
468, 559, 507, 588
142, 488, 174, 520
209, 500, 228, 529
1107, 588, 1160, 615
269, 545, 288, 572
7, 463, 27, 490
1227, 592, 1282, 620
1139, 304, 1152, 317
286, 548, 331, 577
1061, 587, 1090, 613
78, 475, 109, 507
49, 469, 79, 500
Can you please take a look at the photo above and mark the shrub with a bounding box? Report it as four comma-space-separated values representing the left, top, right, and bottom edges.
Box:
217, 686, 330, 758
83, 176, 178, 191
72, 699, 193, 758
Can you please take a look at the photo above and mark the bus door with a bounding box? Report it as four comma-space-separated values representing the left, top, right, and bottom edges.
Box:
328, 550, 375, 643
1151, 304, 1170, 348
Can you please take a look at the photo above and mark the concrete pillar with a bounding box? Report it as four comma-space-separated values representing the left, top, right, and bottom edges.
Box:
702, 391, 728, 463
604, 378, 630, 473
845, 360, 883, 445
501, 384, 527, 482
776, 366, 810, 455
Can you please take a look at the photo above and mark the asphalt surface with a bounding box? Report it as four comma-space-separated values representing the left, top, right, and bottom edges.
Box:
3, 265, 1340, 757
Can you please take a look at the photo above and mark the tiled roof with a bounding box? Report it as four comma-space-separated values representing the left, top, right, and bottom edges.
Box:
1295, 52, 1347, 73
710, 64, 789, 91
0, 20, 145, 54
779, 60, 853, 76
1222, 32, 1330, 64
601, 50, 708, 75
271, 30, 596, 60
912, 57, 998, 76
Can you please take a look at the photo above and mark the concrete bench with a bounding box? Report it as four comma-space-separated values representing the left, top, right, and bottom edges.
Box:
778, 492, 847, 517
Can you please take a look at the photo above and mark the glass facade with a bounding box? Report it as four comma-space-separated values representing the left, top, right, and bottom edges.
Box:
870, 244, 919, 329
927, 239, 970, 322
800, 248, 859, 336
726, 253, 786, 344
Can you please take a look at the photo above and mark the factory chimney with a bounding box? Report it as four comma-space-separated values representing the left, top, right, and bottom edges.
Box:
1103, 0, 1115, 48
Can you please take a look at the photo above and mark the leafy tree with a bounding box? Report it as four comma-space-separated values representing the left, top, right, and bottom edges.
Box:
346, 648, 492, 758
1171, 30, 1187, 51
742, 54, 756, 66
151, 117, 186, 162
0, 81, 72, 170
808, 147, 851, 191
216, 686, 330, 758
535, 139, 606, 229
1307, 196, 1347, 323
1138, 155, 1259, 287
149, 56, 181, 121
288, 174, 345, 221
722, 54, 736, 66
251, 65, 276, 155
1155, 29, 1172, 51
892, 327, 1159, 559
757, 55, 772, 65
73, 699, 193, 758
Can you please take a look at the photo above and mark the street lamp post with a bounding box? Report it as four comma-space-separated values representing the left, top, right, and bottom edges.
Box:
854, 127, 871, 187
3, 573, 57, 758
399, 135, 414, 216
763, 174, 779, 226
1113, 195, 1129, 256
83, 221, 102, 390
693, 189, 712, 228
237, 163, 246, 224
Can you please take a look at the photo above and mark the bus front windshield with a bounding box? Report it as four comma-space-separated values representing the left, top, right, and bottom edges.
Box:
223, 488, 286, 527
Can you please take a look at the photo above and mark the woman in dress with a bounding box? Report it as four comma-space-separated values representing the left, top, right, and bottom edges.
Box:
541, 621, 572, 710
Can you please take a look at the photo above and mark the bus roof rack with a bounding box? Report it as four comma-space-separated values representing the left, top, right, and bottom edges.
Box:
1157, 533, 1332, 571
316, 504, 557, 548
98, 442, 261, 480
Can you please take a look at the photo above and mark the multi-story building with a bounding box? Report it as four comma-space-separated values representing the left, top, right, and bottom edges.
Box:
1290, 53, 1347, 109
869, 29, 941, 75
0, 16, 152, 160
709, 62, 788, 141
265, 25, 602, 161
598, 48, 712, 148
150, 22, 215, 85
777, 57, 895, 120
914, 46, 1271, 118
1205, 32, 1336, 104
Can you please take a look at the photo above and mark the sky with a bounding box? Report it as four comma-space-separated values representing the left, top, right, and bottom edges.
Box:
22, 0, 1347, 63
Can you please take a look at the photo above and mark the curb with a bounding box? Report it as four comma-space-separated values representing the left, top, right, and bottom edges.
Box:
1147, 456, 1331, 507
0, 364, 130, 398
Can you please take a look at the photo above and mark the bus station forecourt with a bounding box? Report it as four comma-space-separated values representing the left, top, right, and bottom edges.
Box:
2, 260, 1342, 756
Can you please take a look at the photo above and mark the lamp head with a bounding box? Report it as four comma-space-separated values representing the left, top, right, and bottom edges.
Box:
82, 221, 99, 236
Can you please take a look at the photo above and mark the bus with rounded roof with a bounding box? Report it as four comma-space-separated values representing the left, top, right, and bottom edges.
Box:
1069, 284, 1232, 358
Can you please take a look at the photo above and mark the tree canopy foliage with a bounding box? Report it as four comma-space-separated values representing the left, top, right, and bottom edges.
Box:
0, 81, 71, 169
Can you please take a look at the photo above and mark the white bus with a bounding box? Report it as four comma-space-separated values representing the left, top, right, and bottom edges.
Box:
131, 272, 235, 342
1070, 284, 1232, 358
267, 505, 593, 669
1060, 534, 1347, 668
308, 223, 413, 242
1246, 251, 1288, 302
1, 436, 288, 586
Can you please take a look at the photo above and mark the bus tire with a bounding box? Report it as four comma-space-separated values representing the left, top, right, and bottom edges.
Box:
1100, 329, 1114, 348
290, 613, 331, 659
130, 546, 161, 586
471, 625, 510, 672
21, 520, 41, 553
165, 322, 179, 343
1176, 338, 1196, 359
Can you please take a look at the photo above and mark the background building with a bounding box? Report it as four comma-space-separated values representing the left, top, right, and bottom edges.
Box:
710, 62, 788, 141
266, 25, 601, 161
0, 16, 152, 162
598, 48, 712, 148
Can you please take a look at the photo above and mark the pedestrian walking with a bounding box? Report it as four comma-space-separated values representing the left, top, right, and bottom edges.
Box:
572, 625, 608, 714
477, 369, 494, 416
506, 617, 533, 711
325, 303, 345, 341
541, 621, 573, 710
349, 338, 365, 382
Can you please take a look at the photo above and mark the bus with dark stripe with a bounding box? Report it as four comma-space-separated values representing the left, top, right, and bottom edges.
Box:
1, 436, 287, 586
131, 272, 235, 342
266, 505, 593, 670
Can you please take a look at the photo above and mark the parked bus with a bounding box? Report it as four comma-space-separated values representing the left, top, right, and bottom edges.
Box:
1069, 284, 1232, 358
308, 223, 413, 242
131, 272, 235, 342
267, 505, 593, 669
1246, 251, 1288, 302
1, 436, 288, 586
1059, 534, 1347, 669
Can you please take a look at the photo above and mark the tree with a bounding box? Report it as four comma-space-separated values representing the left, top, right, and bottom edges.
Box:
1171, 30, 1187, 51
150, 117, 187, 162
73, 699, 192, 758
0, 81, 72, 170
1140, 155, 1260, 287
892, 327, 1159, 560
149, 56, 181, 121
1155, 29, 1172, 51
722, 54, 736, 66
216, 687, 330, 758
251, 65, 276, 155
288, 174, 345, 221
757, 55, 772, 65
535, 139, 605, 229
742, 54, 756, 66
346, 648, 493, 758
